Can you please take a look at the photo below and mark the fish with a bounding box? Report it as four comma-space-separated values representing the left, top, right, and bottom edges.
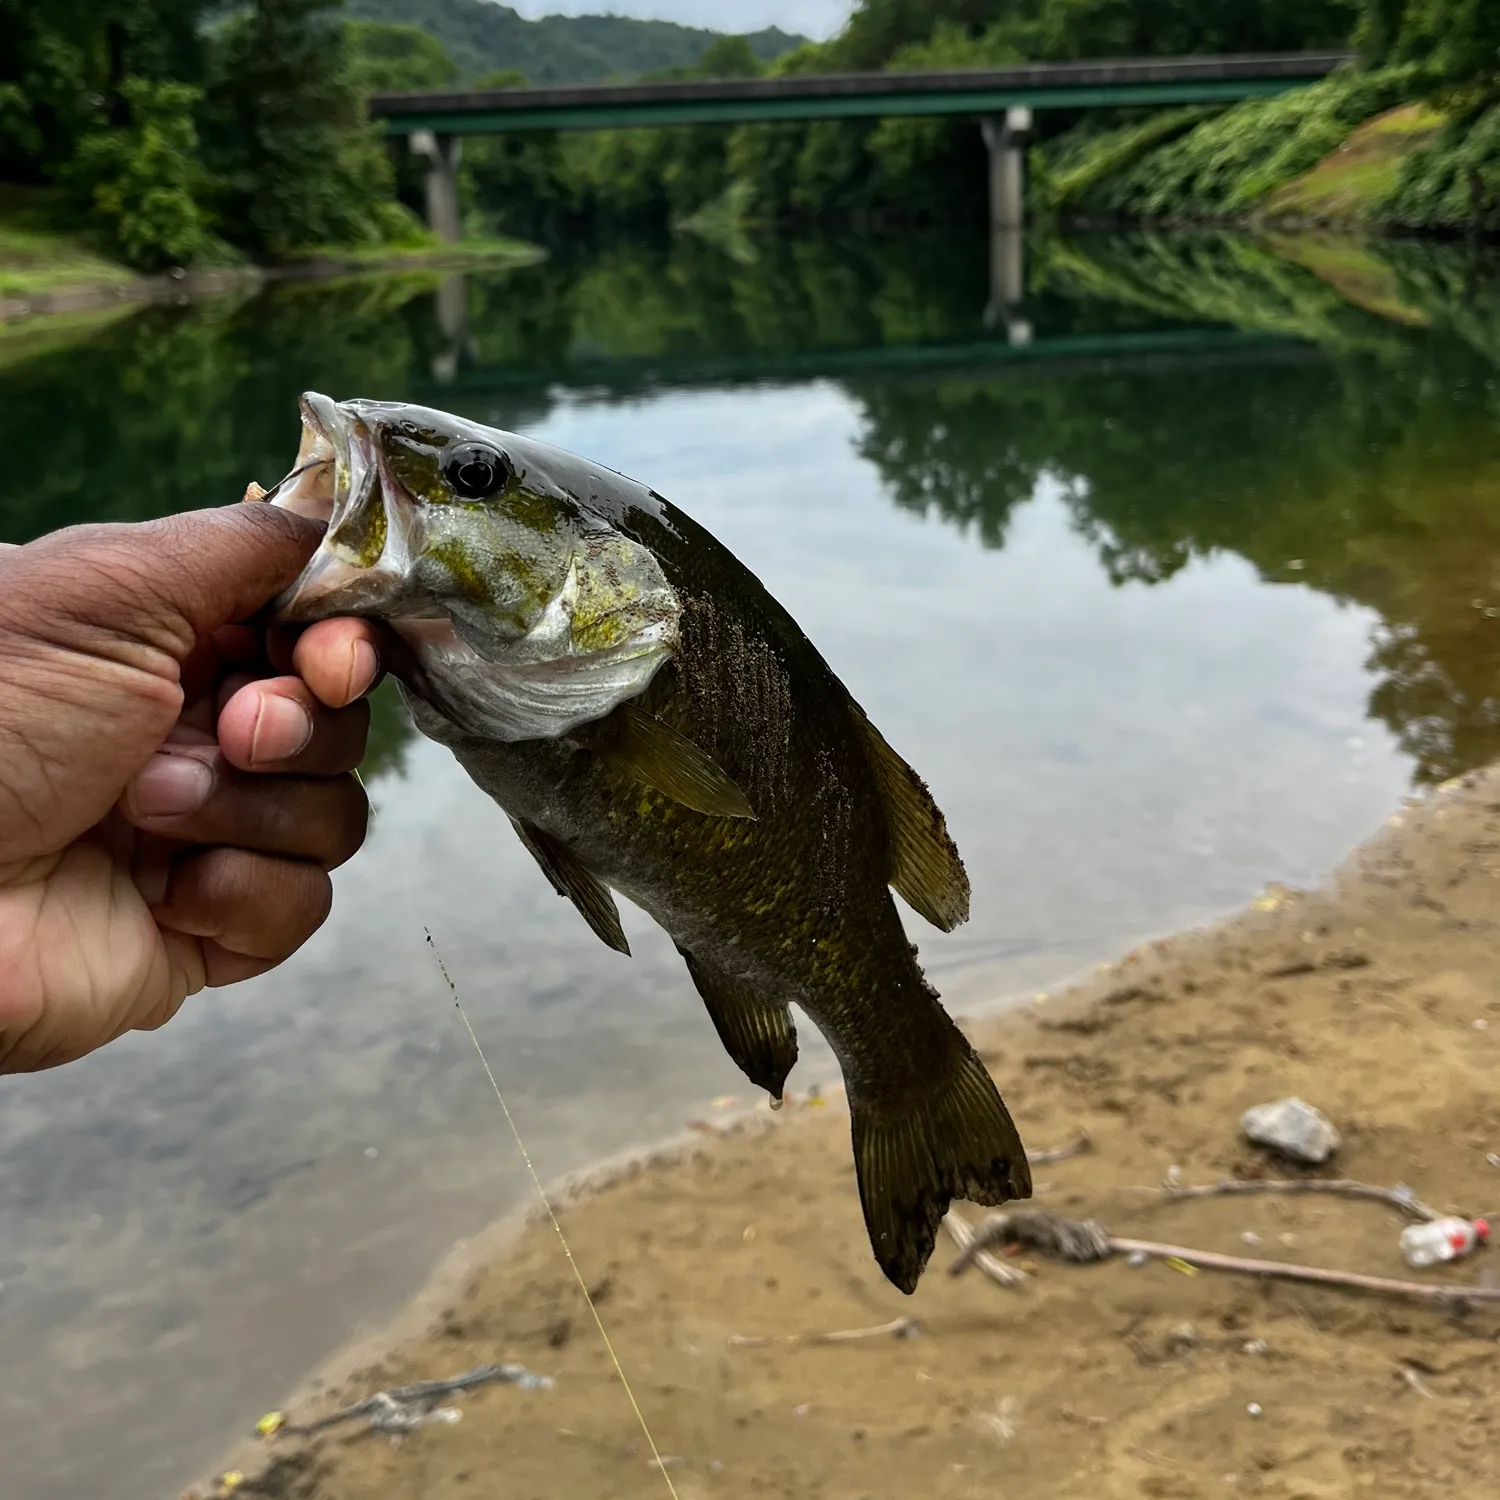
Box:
265, 392, 1030, 1293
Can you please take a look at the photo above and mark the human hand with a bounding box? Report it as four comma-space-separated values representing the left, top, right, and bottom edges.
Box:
0, 504, 387, 1072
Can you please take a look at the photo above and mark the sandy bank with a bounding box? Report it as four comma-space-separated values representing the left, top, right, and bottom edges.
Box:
200, 765, 1500, 1500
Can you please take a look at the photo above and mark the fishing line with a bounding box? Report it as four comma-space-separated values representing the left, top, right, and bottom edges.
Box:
425, 929, 682, 1500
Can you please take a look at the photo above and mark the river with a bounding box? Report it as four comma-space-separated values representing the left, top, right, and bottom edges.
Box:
1, 226, 1497, 1500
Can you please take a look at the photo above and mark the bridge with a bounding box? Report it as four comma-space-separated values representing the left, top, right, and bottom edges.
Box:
372, 52, 1352, 255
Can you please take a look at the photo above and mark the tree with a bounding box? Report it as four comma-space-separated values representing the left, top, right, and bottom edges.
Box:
0, 0, 211, 182
67, 77, 214, 269
200, 0, 409, 259
347, 19, 461, 95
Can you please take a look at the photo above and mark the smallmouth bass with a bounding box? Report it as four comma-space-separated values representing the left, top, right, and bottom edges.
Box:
265, 393, 1030, 1292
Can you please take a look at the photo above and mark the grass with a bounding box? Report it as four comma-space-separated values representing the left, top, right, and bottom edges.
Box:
0, 220, 136, 298
1260, 103, 1447, 226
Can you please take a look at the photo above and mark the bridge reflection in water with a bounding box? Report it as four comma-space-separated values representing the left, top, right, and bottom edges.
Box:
417, 267, 1316, 400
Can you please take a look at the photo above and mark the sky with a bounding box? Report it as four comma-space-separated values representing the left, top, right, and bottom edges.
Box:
508, 0, 857, 42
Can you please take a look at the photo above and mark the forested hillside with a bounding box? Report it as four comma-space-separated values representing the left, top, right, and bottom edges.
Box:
344, 0, 802, 84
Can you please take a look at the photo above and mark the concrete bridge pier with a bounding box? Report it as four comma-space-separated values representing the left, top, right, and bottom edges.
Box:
981, 106, 1032, 341
410, 130, 463, 243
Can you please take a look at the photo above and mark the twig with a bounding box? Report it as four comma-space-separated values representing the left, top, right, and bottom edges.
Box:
1156, 1178, 1443, 1223
727, 1315, 918, 1349
950, 1209, 1500, 1306
934, 1132, 1090, 1293
1027, 1130, 1092, 1166
1107, 1236, 1500, 1303
943, 1210, 1029, 1288
282, 1363, 551, 1437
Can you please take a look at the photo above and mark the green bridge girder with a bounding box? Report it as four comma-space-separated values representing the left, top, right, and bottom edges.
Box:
370, 52, 1352, 137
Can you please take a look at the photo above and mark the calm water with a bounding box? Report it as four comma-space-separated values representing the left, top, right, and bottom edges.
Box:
2, 228, 1499, 1500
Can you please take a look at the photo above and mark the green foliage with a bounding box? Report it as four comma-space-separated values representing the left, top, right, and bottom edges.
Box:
343, 0, 801, 83
1047, 68, 1418, 219
694, 35, 765, 80
1383, 101, 1500, 227
66, 76, 214, 270
1392, 0, 1500, 97
348, 19, 461, 94
201, 0, 411, 261
0, 1, 213, 181
1038, 107, 1221, 211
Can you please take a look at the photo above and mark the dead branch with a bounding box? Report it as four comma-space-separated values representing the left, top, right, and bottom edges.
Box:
1027, 1130, 1092, 1165
728, 1316, 918, 1349
950, 1209, 1500, 1307
1157, 1177, 1442, 1223
942, 1210, 1029, 1288
281, 1363, 552, 1437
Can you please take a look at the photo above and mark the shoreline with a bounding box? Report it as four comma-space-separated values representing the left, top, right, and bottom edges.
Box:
196, 764, 1500, 1500
0, 242, 544, 328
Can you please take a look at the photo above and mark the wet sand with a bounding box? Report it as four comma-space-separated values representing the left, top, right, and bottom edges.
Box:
201, 766, 1500, 1500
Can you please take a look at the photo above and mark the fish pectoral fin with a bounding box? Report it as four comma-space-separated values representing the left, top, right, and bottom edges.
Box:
601, 703, 756, 820
677, 946, 797, 1101
851, 1037, 1030, 1295
849, 703, 970, 932
509, 819, 631, 956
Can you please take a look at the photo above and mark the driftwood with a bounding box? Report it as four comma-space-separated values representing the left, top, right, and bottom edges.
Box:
1156, 1177, 1443, 1223
950, 1208, 1500, 1307
728, 1316, 919, 1349
279, 1363, 552, 1437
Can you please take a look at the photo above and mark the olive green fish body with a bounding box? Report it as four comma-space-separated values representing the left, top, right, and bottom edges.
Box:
270, 395, 1030, 1293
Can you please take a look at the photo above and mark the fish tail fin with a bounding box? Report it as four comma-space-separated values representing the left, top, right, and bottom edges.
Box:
850, 1039, 1030, 1295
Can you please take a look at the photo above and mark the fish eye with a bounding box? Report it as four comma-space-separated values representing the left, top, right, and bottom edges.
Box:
443, 443, 511, 501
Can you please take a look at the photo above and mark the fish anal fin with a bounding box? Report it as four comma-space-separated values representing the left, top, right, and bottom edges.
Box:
677, 947, 797, 1101
850, 704, 970, 932
510, 819, 631, 956
851, 1042, 1030, 1294
601, 703, 756, 820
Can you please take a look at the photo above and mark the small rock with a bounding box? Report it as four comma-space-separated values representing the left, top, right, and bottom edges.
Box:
1240, 1230, 1263, 1247
1166, 1322, 1198, 1352
1246, 1403, 1263, 1418
1242, 1339, 1268, 1356
1127, 1250, 1149, 1268
1240, 1097, 1340, 1164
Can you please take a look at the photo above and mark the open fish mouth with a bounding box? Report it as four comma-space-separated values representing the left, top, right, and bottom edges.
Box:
266, 393, 362, 526
269, 393, 410, 622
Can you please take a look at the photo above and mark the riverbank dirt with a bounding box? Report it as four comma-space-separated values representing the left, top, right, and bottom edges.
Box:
204, 766, 1500, 1500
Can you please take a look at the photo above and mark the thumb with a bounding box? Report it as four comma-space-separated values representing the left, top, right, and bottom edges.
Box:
0, 505, 324, 670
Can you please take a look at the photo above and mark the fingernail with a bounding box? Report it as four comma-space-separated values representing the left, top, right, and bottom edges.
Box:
129, 754, 214, 818
349, 639, 379, 702
251, 694, 314, 765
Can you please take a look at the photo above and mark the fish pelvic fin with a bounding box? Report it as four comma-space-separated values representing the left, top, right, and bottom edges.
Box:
678, 946, 798, 1101
848, 704, 970, 932
851, 1041, 1030, 1295
509, 818, 631, 956
600, 703, 756, 820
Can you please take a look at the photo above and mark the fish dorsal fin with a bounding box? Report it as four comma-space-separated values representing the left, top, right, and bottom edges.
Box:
676, 946, 798, 1102
601, 703, 756, 820
509, 818, 631, 956
849, 704, 970, 932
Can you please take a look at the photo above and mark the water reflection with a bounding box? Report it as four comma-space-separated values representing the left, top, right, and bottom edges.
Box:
2, 226, 1499, 1500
